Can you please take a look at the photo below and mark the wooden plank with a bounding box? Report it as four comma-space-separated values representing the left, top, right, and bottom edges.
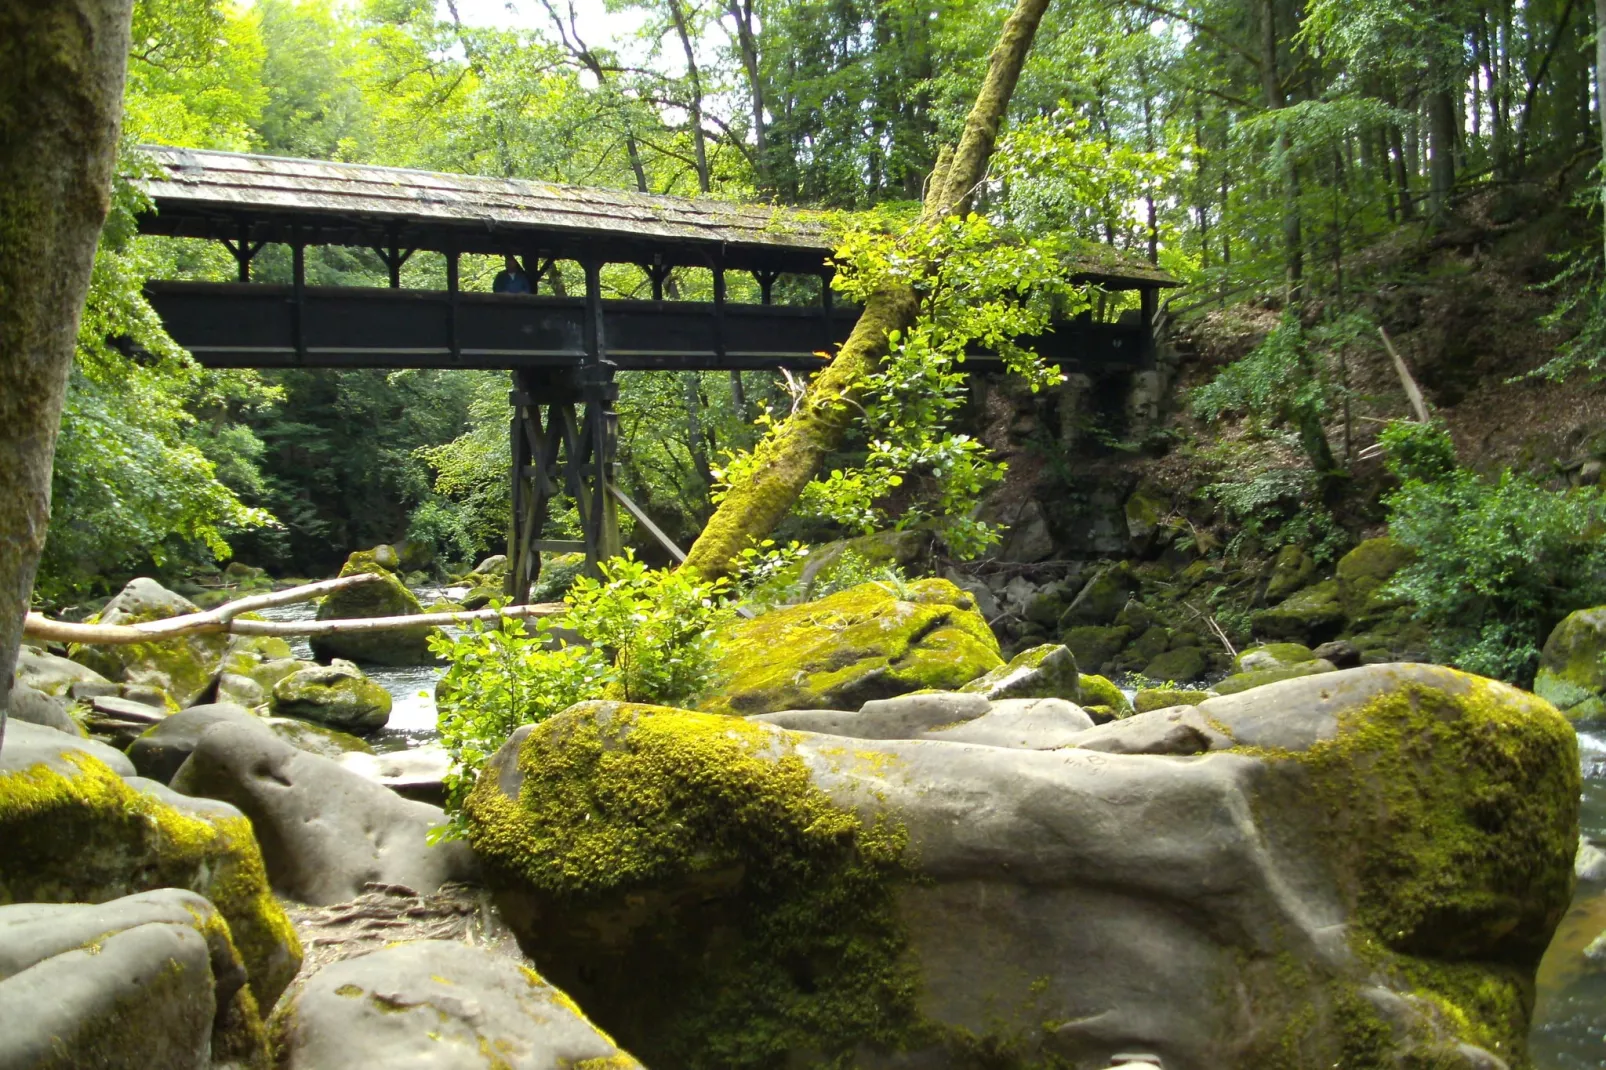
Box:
607, 483, 687, 563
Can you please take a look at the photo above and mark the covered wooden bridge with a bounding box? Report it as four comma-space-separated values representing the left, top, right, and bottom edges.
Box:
134, 146, 1175, 597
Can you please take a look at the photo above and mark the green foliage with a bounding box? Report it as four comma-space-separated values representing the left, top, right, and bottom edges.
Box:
429, 615, 610, 824
751, 212, 1079, 558
1201, 465, 1348, 563
566, 552, 732, 706
1382, 422, 1606, 684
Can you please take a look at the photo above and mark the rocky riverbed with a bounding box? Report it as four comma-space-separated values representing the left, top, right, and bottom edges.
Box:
0, 556, 1598, 1068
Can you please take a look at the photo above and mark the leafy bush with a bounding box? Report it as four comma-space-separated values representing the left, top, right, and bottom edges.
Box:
431, 553, 732, 831
1381, 421, 1606, 684
565, 553, 732, 705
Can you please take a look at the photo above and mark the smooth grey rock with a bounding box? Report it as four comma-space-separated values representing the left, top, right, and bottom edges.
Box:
473, 664, 1549, 1069
272, 660, 392, 732
1068, 706, 1231, 756
751, 691, 991, 739
89, 694, 169, 723
270, 940, 642, 1069
336, 743, 451, 806
170, 722, 476, 905
922, 697, 1094, 749
0, 718, 135, 777
12, 646, 112, 697
69, 679, 120, 701
127, 702, 264, 783
4, 683, 82, 736
0, 889, 252, 1070
67, 577, 230, 707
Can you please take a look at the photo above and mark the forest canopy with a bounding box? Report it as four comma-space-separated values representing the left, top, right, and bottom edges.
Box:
46, 0, 1606, 601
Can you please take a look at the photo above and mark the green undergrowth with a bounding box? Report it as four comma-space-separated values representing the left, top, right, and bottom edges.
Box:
1236, 675, 1578, 1066
464, 703, 922, 1069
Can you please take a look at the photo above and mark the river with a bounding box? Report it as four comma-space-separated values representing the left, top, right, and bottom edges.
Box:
255, 585, 459, 753
1532, 726, 1606, 1067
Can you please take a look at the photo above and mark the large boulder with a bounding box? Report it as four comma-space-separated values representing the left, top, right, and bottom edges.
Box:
1335, 536, 1416, 624
12, 644, 112, 697
272, 660, 392, 733
68, 578, 231, 707
0, 721, 301, 1011
216, 636, 302, 711
701, 579, 1003, 716
1535, 606, 1606, 722
463, 664, 1576, 1070
4, 681, 82, 736
0, 889, 268, 1070
959, 643, 1080, 702
1249, 578, 1346, 644
268, 940, 642, 1070
309, 549, 434, 666
170, 722, 476, 905
1058, 562, 1137, 628
128, 704, 377, 785
1213, 658, 1337, 696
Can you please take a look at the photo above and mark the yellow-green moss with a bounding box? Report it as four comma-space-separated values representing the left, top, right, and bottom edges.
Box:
701, 578, 1002, 715
464, 702, 920, 1069
0, 753, 302, 1010
1076, 673, 1133, 718
1237, 674, 1578, 1063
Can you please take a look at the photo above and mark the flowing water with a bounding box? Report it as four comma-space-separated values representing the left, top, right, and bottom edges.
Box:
1532, 727, 1606, 1067
255, 585, 461, 753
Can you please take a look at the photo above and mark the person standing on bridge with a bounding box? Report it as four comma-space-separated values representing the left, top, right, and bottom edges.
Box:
493, 254, 532, 294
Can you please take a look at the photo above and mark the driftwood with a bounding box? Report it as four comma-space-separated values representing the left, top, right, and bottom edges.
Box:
22, 573, 564, 646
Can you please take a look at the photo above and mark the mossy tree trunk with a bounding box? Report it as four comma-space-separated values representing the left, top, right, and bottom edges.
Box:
680, 0, 1053, 579
0, 0, 133, 747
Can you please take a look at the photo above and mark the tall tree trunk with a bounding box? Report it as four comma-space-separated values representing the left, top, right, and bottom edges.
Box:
680, 0, 1053, 578
1596, 0, 1606, 254
0, 0, 133, 749
1427, 87, 1458, 220
1258, 0, 1302, 301
668, 0, 712, 193
723, 0, 769, 187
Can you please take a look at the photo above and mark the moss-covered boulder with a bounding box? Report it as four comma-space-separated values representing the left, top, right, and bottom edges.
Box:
1335, 536, 1416, 624
309, 550, 435, 666
1133, 687, 1213, 713
0, 722, 301, 1011
216, 638, 303, 712
1074, 673, 1134, 725
1250, 578, 1346, 644
1534, 606, 1606, 721
1060, 624, 1131, 674
959, 643, 1079, 702
272, 660, 392, 733
1058, 562, 1136, 628
1140, 645, 1209, 683
1264, 544, 1318, 602
701, 578, 1002, 715
1213, 658, 1337, 696
1234, 642, 1315, 674
13, 645, 113, 698
464, 664, 1573, 1069
69, 578, 231, 708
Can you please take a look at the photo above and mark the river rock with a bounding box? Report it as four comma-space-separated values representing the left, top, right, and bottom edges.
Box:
127, 702, 264, 783
919, 697, 1094, 749
335, 743, 451, 806
268, 940, 641, 1070
1132, 687, 1213, 713
1233, 642, 1314, 674
1212, 658, 1337, 696
0, 889, 268, 1070
67, 577, 231, 707
309, 549, 435, 666
216, 637, 302, 711
1264, 545, 1317, 602
272, 659, 391, 732
1078, 672, 1135, 721
12, 644, 113, 697
751, 691, 991, 738
4, 681, 82, 735
170, 722, 476, 905
1249, 578, 1346, 645
959, 643, 1080, 702
463, 664, 1575, 1069
0, 721, 301, 1010
1534, 606, 1606, 721
1335, 536, 1416, 624
702, 578, 1003, 715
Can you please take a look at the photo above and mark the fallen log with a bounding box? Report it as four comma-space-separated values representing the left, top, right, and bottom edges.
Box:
22, 573, 565, 646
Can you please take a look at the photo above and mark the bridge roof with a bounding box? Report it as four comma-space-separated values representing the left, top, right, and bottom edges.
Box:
134, 145, 1178, 287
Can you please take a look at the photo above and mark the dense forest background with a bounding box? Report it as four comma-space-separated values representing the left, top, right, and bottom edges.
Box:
52, 0, 1606, 609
